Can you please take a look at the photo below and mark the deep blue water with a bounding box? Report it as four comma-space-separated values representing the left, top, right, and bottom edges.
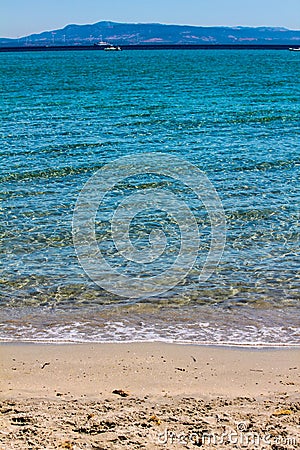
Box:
0, 50, 299, 345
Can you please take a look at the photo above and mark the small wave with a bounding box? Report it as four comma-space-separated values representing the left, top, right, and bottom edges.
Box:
0, 305, 299, 347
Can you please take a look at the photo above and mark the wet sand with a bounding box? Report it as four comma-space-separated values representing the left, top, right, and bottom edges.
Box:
0, 343, 299, 449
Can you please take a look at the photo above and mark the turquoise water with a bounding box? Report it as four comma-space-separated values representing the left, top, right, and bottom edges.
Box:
0, 50, 299, 345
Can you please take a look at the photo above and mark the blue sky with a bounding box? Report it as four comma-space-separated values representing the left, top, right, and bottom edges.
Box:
1, 0, 300, 38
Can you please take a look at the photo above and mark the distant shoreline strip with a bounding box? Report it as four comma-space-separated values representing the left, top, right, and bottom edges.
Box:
0, 44, 296, 52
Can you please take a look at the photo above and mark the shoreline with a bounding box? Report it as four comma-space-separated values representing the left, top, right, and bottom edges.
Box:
1, 339, 300, 349
0, 44, 296, 53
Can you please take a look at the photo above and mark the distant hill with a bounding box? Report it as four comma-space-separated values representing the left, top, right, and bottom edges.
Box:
1, 22, 300, 46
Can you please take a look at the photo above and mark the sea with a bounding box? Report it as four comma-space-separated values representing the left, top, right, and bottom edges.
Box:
0, 49, 299, 346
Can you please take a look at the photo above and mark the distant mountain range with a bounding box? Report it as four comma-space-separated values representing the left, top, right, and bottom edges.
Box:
1, 21, 300, 46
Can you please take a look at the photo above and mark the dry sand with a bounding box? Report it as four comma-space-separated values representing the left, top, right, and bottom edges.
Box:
0, 343, 299, 449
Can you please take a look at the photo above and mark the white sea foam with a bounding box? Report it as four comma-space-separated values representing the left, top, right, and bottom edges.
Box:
0, 306, 299, 348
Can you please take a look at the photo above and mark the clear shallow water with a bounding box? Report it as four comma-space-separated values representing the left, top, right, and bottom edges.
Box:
0, 50, 299, 345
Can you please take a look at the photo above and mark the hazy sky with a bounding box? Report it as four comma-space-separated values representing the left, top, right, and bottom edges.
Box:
1, 0, 300, 38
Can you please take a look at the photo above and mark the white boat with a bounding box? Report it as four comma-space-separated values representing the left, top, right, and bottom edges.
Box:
94, 40, 110, 47
94, 35, 111, 48
289, 47, 300, 51
104, 46, 122, 51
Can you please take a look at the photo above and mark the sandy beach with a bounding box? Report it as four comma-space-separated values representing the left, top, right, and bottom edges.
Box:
0, 343, 299, 449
